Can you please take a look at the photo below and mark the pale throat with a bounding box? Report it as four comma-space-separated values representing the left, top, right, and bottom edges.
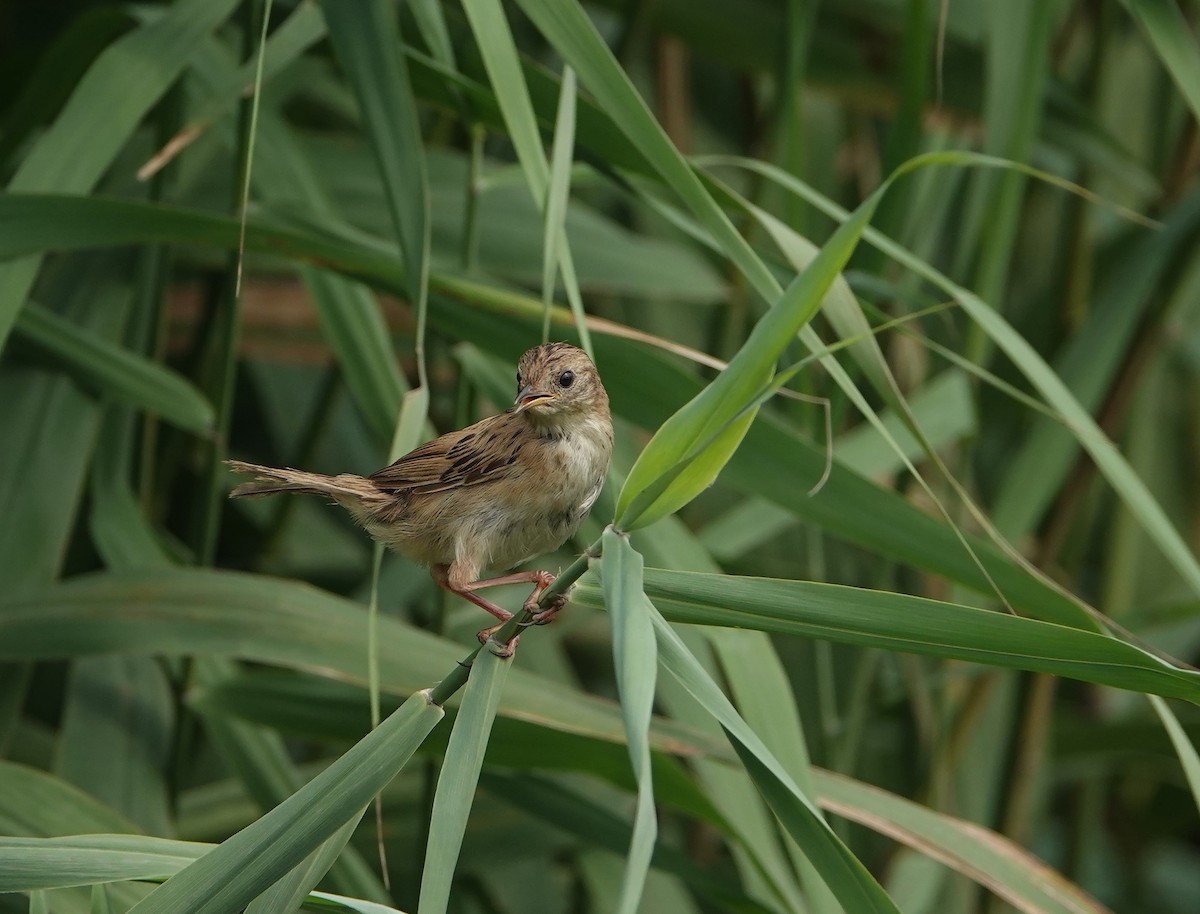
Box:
522, 405, 604, 441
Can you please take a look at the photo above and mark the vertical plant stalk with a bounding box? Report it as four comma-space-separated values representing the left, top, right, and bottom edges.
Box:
541, 67, 578, 345
462, 124, 485, 273
196, 0, 273, 566
321, 0, 435, 889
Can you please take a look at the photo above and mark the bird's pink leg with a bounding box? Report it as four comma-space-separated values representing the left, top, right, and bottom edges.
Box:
430, 566, 563, 656
430, 564, 515, 622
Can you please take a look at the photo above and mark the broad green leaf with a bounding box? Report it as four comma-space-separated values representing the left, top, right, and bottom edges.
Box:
244, 818, 361, 914
508, 0, 777, 297
649, 605, 902, 913
573, 569, 1200, 702
1121, 0, 1200, 123
15, 302, 214, 436
600, 528, 658, 914
0, 834, 202, 891
417, 648, 511, 914
541, 66, 580, 345
614, 181, 887, 530
0, 0, 241, 346
0, 568, 721, 759
250, 108, 408, 442
814, 768, 1115, 914
0, 834, 410, 913
460, 0, 593, 354
0, 762, 139, 837
481, 772, 774, 914
54, 656, 173, 837
126, 691, 443, 914
0, 278, 126, 597
321, 0, 431, 380
713, 156, 1200, 601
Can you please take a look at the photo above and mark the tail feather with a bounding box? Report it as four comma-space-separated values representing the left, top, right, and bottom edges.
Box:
225, 460, 378, 503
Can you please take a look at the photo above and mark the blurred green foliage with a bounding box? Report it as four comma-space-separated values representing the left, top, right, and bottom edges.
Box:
1, 1, 1199, 913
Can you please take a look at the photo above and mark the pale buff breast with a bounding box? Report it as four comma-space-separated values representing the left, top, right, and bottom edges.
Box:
362, 411, 612, 581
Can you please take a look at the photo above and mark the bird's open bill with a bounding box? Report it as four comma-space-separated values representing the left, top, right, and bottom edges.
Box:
513, 385, 555, 411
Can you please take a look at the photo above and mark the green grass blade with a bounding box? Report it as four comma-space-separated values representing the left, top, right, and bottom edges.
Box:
409, 0, 456, 68
573, 569, 1200, 702
251, 108, 408, 441
541, 66, 578, 344
1149, 695, 1200, 812
244, 818, 361, 914
960, 0, 1056, 319
0, 568, 718, 758
15, 302, 214, 436
0, 833, 411, 914
814, 769, 1115, 914
615, 179, 889, 530
417, 648, 511, 914
0, 762, 140, 837
88, 409, 175, 570
0, 278, 125, 596
89, 884, 109, 914
0, 833, 201, 889
193, 658, 392, 905
991, 185, 1200, 538
54, 656, 173, 838
138, 1, 327, 181
698, 370, 976, 561
460, 0, 593, 354
483, 771, 775, 914
321, 0, 430, 386
1121, 0, 1200, 122
0, 0, 240, 348
126, 691, 443, 914
509, 0, 777, 298
298, 269, 407, 442
600, 528, 658, 914
716, 155, 1200, 599
460, 0, 548, 192
649, 606, 902, 914
632, 520, 841, 912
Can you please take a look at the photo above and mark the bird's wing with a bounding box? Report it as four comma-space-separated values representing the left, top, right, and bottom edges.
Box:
370, 413, 524, 496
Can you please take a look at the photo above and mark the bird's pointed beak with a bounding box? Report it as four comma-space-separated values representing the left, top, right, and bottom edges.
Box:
513, 385, 555, 412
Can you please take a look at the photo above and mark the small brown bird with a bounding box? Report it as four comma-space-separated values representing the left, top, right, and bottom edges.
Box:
228, 343, 613, 650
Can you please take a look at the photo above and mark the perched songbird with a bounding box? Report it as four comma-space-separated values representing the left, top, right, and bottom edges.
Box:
227, 342, 613, 651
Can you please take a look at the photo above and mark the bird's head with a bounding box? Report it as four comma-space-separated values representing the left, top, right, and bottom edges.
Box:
511, 342, 609, 427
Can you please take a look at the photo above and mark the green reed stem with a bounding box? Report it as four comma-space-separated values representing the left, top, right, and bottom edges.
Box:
427, 538, 601, 706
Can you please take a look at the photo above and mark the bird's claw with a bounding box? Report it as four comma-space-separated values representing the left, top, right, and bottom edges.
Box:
522, 591, 569, 627
488, 637, 518, 658
476, 624, 519, 657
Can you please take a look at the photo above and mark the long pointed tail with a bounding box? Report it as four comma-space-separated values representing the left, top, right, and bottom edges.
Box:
225, 459, 377, 503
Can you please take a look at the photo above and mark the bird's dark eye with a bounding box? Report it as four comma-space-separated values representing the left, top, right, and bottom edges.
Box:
558, 370, 575, 388
516, 372, 522, 389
